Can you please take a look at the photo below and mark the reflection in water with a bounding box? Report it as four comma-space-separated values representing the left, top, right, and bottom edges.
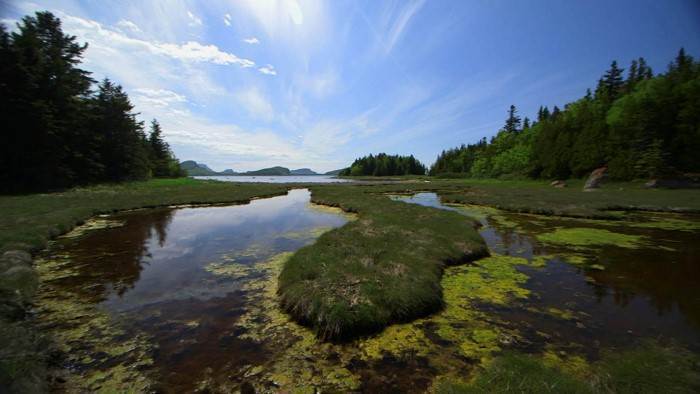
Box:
36, 189, 352, 392
37, 191, 700, 392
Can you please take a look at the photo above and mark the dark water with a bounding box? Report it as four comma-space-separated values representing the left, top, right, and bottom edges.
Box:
35, 189, 353, 392
392, 193, 700, 352
35, 190, 700, 392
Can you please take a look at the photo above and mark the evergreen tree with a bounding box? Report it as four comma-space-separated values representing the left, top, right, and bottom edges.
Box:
602, 60, 625, 100
504, 105, 522, 133
92, 78, 150, 181
0, 12, 95, 192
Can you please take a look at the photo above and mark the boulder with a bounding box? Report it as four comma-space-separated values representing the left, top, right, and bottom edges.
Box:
0, 250, 32, 274
584, 167, 607, 191
550, 180, 566, 188
0, 265, 38, 300
645, 178, 700, 189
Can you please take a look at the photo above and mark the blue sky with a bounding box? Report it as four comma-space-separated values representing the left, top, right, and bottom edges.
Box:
2, 0, 699, 172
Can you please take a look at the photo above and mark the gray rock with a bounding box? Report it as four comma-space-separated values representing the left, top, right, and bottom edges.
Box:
0, 265, 38, 300
2, 250, 32, 263
584, 166, 607, 191
550, 180, 566, 188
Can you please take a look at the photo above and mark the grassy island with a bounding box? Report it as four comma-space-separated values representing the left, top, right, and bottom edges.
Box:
279, 184, 489, 339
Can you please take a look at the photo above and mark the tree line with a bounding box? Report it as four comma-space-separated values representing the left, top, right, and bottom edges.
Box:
0, 12, 184, 194
340, 153, 427, 176
430, 49, 700, 180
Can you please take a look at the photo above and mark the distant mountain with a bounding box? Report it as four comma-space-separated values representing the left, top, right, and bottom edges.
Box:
241, 166, 291, 176
180, 160, 219, 176
324, 168, 347, 175
182, 161, 334, 176
290, 168, 318, 175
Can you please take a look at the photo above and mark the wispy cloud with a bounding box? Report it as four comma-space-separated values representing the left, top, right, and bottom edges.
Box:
187, 10, 202, 27
258, 64, 277, 75
382, 0, 426, 55
243, 37, 260, 44
235, 86, 274, 121
133, 88, 187, 107
60, 14, 255, 68
116, 19, 141, 33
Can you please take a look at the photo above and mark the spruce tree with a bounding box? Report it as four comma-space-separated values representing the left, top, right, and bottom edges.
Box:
504, 105, 522, 133
602, 60, 625, 100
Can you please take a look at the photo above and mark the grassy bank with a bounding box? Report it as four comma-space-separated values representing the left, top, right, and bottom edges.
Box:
425, 178, 700, 218
0, 178, 289, 392
277, 184, 489, 340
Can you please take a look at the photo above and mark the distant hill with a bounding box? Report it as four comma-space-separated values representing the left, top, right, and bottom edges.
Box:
180, 160, 219, 176
290, 168, 318, 175
182, 161, 335, 176
324, 168, 347, 175
241, 166, 291, 176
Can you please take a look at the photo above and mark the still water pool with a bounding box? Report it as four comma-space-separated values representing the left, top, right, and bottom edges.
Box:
35, 190, 700, 392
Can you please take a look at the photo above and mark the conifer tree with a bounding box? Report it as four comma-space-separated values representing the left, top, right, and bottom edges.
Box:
504, 105, 521, 133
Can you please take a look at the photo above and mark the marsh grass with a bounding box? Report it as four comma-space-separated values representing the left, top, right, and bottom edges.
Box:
277, 184, 489, 340
440, 179, 700, 218
435, 342, 700, 394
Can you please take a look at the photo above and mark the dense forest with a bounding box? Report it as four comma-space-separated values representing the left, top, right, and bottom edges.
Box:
340, 153, 427, 176
430, 49, 700, 180
0, 12, 183, 194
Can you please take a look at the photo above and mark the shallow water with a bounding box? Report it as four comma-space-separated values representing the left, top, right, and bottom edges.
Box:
193, 175, 354, 183
35, 190, 700, 392
391, 193, 700, 352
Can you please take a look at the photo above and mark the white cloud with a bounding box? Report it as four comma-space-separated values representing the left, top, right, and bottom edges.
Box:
116, 19, 141, 33
187, 11, 202, 27
133, 88, 187, 107
235, 86, 274, 121
382, 0, 426, 55
258, 64, 277, 76
59, 14, 255, 68
243, 37, 260, 44
156, 41, 255, 67
223, 13, 232, 26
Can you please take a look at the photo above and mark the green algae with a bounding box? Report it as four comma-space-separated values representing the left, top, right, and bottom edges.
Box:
204, 260, 252, 277
537, 227, 647, 249
280, 226, 336, 240
629, 215, 700, 232
444, 255, 531, 306
34, 252, 156, 392
230, 252, 362, 392
59, 218, 125, 239
546, 307, 576, 320
446, 203, 519, 228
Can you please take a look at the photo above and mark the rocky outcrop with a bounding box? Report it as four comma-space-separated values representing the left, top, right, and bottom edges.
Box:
550, 180, 566, 188
584, 167, 607, 191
